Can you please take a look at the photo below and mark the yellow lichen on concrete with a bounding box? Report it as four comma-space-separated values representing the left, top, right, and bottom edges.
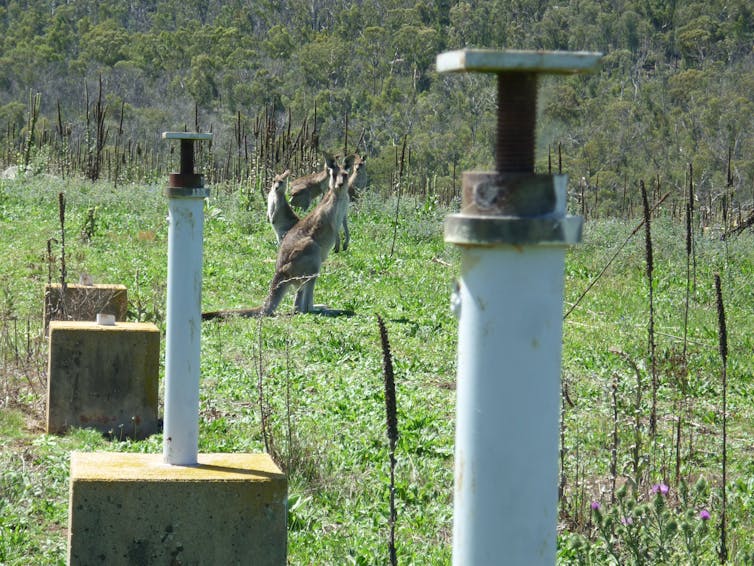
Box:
50, 320, 159, 333
68, 451, 287, 565
71, 452, 286, 482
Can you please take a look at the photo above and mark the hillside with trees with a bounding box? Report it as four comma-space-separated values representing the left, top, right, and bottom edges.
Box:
1, 0, 752, 215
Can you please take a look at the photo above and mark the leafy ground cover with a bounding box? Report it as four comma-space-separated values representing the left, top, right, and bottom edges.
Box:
1, 173, 753, 564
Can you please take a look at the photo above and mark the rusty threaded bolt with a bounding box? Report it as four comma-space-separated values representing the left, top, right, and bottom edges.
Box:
437, 49, 601, 175
180, 138, 195, 175
496, 72, 538, 173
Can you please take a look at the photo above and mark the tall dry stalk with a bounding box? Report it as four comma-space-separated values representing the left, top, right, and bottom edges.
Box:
675, 175, 694, 484
640, 181, 657, 439
723, 148, 733, 232
683, 175, 693, 361
113, 101, 125, 188
58, 192, 67, 319
389, 135, 408, 259
559, 378, 569, 503
593, 176, 599, 219
722, 148, 733, 282
715, 274, 728, 563
46, 238, 57, 285
343, 108, 349, 157
84, 77, 108, 182
55, 99, 71, 177
377, 314, 398, 566
610, 372, 619, 503
688, 163, 697, 294
23, 90, 41, 170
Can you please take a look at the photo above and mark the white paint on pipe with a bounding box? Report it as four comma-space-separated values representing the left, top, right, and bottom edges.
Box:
452, 243, 566, 565
163, 196, 205, 466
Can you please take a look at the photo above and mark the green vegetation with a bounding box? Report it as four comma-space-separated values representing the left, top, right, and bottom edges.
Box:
1, 170, 753, 563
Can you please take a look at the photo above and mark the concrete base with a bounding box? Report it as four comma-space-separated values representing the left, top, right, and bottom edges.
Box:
44, 283, 128, 333
68, 452, 287, 565
47, 321, 159, 439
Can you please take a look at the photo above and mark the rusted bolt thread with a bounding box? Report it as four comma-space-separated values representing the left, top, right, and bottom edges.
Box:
496, 72, 538, 174
180, 139, 195, 175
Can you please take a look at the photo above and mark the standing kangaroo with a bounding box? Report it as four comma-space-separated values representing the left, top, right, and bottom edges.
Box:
203, 156, 350, 319
347, 153, 367, 201
333, 153, 364, 253
266, 170, 299, 245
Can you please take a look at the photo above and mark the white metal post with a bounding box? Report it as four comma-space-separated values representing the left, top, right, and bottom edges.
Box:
451, 190, 572, 564
161, 132, 212, 466
438, 50, 602, 565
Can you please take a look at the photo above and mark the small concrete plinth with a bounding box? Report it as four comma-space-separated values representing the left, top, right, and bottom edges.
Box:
44, 283, 128, 332
47, 321, 159, 439
68, 452, 287, 565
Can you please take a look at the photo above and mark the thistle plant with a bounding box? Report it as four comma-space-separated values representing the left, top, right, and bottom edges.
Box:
588, 479, 714, 564
679, 477, 713, 564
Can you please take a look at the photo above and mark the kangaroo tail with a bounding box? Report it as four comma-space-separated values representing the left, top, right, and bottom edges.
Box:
203, 272, 294, 321
202, 307, 265, 320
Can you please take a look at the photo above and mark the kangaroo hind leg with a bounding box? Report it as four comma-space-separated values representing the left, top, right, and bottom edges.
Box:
294, 277, 316, 313
341, 215, 349, 251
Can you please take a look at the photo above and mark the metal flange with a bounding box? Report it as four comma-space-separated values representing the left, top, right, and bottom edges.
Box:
445, 174, 582, 246
445, 215, 583, 246
437, 49, 601, 246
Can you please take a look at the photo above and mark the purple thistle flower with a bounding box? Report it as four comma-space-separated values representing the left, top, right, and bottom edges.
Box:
699, 509, 711, 521
651, 483, 669, 496
591, 500, 601, 511
621, 516, 633, 526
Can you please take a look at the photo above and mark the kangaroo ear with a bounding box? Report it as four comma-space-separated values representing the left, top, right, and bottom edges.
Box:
323, 153, 336, 167
343, 154, 356, 172
282, 170, 290, 179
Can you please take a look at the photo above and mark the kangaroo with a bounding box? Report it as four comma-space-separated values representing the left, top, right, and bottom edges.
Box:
347, 153, 367, 201
203, 156, 350, 320
288, 155, 337, 210
266, 170, 299, 245
333, 153, 363, 253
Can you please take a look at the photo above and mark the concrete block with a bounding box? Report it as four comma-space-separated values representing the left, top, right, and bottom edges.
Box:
44, 283, 128, 333
68, 452, 287, 565
46, 321, 159, 439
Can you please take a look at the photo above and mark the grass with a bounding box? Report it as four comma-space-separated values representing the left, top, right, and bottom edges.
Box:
1, 172, 753, 564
